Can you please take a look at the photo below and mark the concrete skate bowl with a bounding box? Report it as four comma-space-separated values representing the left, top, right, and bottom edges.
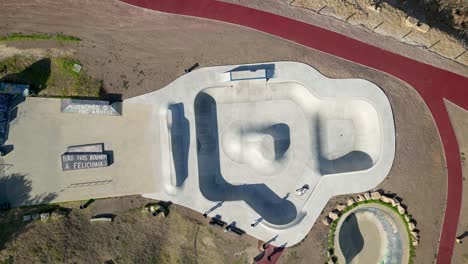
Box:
316, 100, 381, 175
194, 80, 385, 227
335, 204, 410, 264
221, 121, 291, 176
160, 103, 190, 194
194, 91, 297, 225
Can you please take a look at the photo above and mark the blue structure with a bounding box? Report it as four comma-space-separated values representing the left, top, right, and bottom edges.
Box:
0, 82, 30, 96
228, 64, 275, 81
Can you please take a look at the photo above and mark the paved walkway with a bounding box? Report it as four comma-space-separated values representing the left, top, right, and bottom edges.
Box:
119, 0, 468, 262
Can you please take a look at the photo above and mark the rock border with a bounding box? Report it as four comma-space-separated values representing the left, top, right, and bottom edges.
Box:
323, 190, 417, 264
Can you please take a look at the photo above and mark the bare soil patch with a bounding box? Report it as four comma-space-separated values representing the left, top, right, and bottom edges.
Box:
446, 101, 468, 264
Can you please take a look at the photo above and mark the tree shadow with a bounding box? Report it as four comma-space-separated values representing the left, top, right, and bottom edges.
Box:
0, 173, 58, 250
0, 173, 57, 207
378, 0, 467, 44
0, 58, 51, 95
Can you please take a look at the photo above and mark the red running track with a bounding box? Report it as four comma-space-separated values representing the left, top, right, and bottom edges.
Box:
119, 0, 468, 262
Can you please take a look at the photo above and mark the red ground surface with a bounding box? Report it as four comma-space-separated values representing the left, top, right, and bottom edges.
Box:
254, 245, 285, 264
119, 0, 468, 262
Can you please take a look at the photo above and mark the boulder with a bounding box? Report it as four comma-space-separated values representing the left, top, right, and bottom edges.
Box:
336, 204, 346, 212
364, 192, 371, 200
370, 191, 382, 200
347, 199, 355, 206
405, 16, 430, 33
408, 222, 416, 231
411, 231, 418, 238
412, 240, 419, 246
22, 215, 31, 222
51, 211, 65, 220
404, 215, 410, 222
391, 198, 400, 207
40, 213, 50, 222
323, 217, 332, 226
405, 16, 419, 28
367, 4, 382, 13
356, 195, 365, 202
397, 205, 405, 215
329, 211, 339, 221
416, 23, 430, 33
381, 195, 393, 204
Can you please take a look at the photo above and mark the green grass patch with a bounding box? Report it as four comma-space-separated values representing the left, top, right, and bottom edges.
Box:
326, 199, 416, 264
0, 55, 100, 97
0, 32, 80, 42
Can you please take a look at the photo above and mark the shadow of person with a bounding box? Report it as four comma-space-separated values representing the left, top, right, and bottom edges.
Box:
339, 213, 364, 264
0, 58, 51, 95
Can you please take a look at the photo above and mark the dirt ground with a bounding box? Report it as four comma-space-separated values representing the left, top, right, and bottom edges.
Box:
446, 101, 468, 264
0, 196, 259, 263
0, 0, 452, 263
222, 0, 468, 75
0, 55, 101, 96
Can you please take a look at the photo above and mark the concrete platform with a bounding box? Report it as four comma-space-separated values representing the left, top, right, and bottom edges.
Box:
128, 61, 396, 246
1, 98, 156, 206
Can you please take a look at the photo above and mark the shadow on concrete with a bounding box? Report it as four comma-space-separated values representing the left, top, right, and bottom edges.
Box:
0, 173, 57, 207
315, 121, 373, 175
264, 123, 290, 160
241, 123, 290, 161
228, 63, 275, 79
0, 173, 58, 250
320, 151, 373, 175
204, 201, 224, 216
104, 150, 114, 166
1, 145, 14, 155
194, 92, 297, 225
339, 213, 364, 264
168, 103, 190, 187
0, 58, 51, 94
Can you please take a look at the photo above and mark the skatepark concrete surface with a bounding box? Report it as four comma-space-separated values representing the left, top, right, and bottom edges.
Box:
128, 61, 396, 246
1, 97, 157, 205
335, 203, 410, 264
0, 61, 394, 246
